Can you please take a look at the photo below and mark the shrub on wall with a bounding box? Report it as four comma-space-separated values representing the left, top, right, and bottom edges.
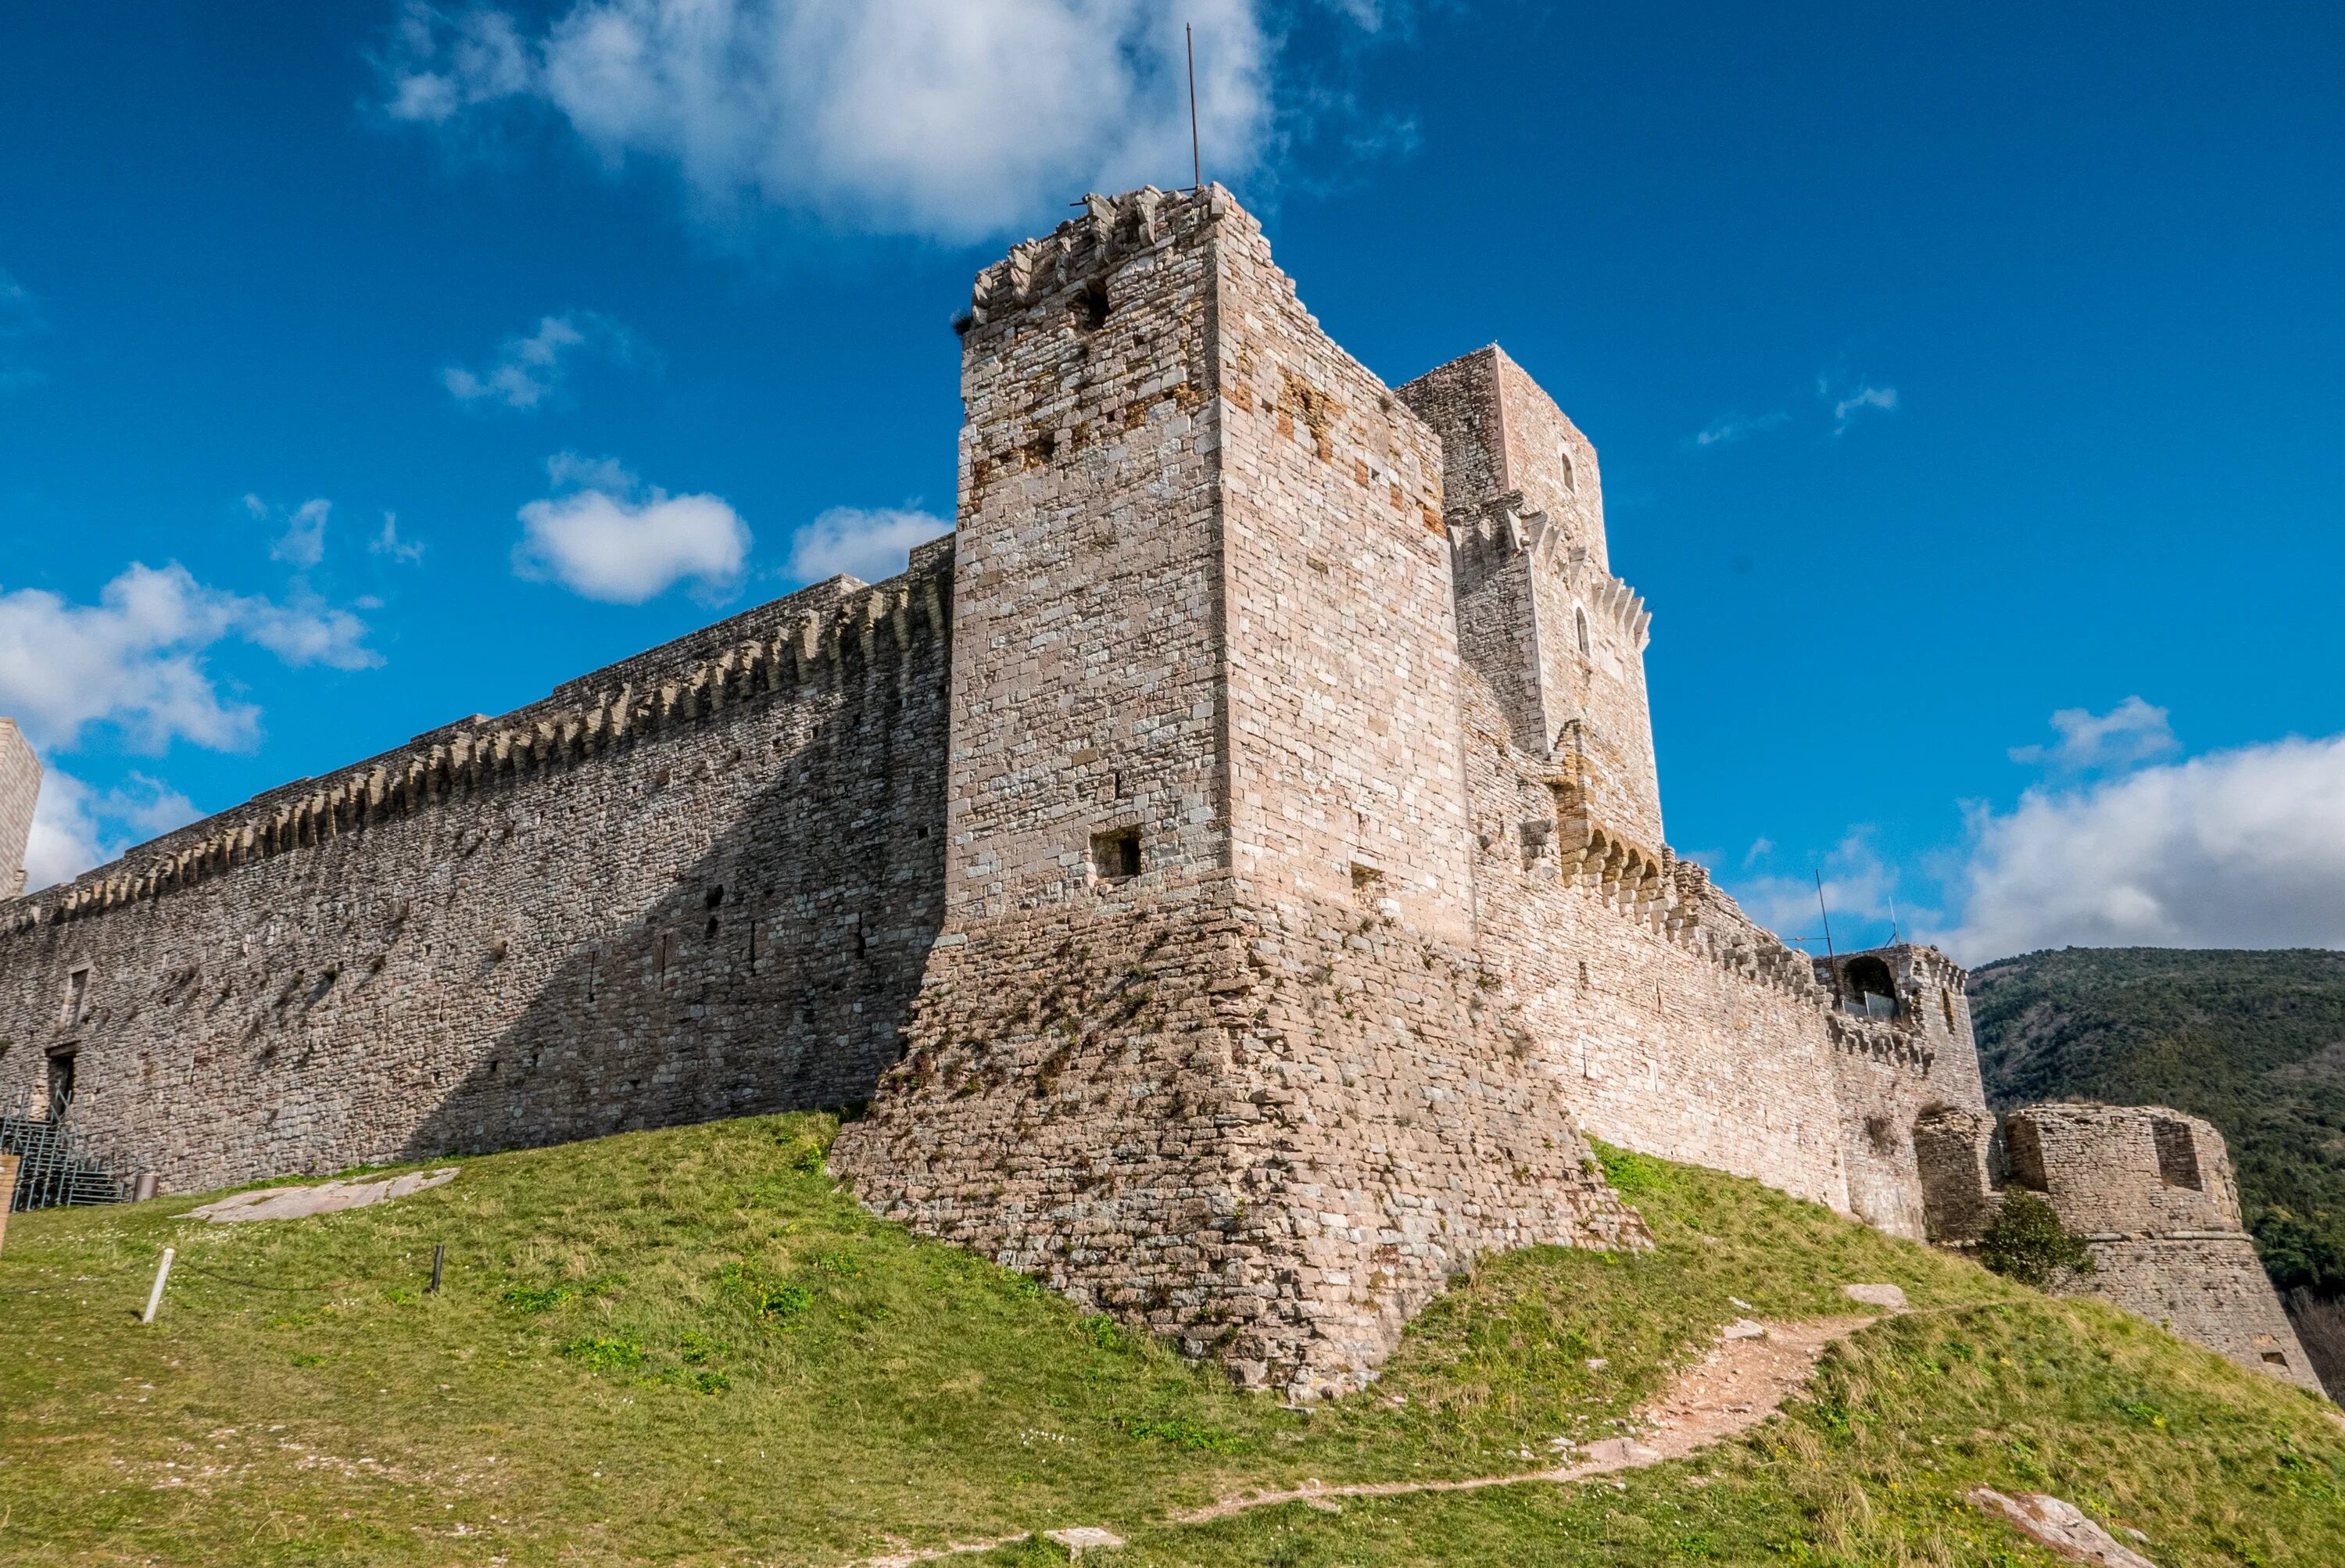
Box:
1978, 1191, 2096, 1291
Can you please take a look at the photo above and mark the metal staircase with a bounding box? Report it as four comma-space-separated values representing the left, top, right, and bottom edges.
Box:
2, 1087, 135, 1209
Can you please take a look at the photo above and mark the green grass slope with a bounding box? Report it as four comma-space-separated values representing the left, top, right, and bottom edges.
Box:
2, 1115, 2340, 1566
1969, 947, 2345, 1298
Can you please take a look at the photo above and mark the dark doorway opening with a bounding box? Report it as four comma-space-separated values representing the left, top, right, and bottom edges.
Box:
45, 1047, 77, 1120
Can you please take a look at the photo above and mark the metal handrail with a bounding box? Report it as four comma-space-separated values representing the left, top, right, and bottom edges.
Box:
1, 1087, 134, 1210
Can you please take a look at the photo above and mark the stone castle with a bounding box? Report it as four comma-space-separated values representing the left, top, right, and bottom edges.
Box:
0, 187, 2314, 1396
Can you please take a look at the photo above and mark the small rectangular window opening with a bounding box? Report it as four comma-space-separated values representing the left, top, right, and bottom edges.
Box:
2003, 1119, 2050, 1193
2152, 1118, 2204, 1190
62, 968, 88, 1026
1090, 828, 1141, 882
2263, 1351, 2290, 1366
1349, 861, 1385, 904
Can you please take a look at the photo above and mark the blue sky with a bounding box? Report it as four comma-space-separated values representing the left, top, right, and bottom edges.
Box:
3, 2, 2342, 961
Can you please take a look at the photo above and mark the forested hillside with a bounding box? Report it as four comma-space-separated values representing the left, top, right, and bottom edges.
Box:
1969, 947, 2345, 1304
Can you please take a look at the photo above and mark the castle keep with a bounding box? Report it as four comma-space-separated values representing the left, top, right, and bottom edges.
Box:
0, 188, 2310, 1398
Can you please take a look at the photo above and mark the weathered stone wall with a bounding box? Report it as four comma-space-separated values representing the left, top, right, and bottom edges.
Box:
2089, 1236, 2320, 1392
1403, 349, 1967, 1238
0, 549, 954, 1191
1215, 196, 1468, 939
2004, 1103, 2243, 1236
1914, 1102, 2321, 1393
937, 188, 1227, 924
1455, 666, 1863, 1215
0, 718, 38, 898
1824, 945, 1991, 1240
1912, 1104, 2001, 1244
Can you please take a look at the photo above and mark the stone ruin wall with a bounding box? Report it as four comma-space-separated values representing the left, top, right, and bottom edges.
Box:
1915, 1102, 2322, 1393
835, 188, 1648, 1400
0, 547, 955, 1192
0, 718, 38, 898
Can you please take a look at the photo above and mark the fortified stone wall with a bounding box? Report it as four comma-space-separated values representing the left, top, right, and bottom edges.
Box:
1915, 1102, 2321, 1393
0, 548, 955, 1191
1402, 346, 1968, 1240
1215, 195, 1468, 938
0, 718, 38, 898
1823, 945, 1989, 1240
1455, 666, 1859, 1215
835, 188, 1647, 1401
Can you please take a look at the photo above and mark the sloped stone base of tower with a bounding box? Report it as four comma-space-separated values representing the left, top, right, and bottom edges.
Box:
832, 882, 1647, 1398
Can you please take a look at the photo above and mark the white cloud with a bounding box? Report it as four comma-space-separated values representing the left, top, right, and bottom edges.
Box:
380, 0, 1277, 241
371, 512, 427, 564
19, 766, 202, 893
247, 494, 334, 568
1732, 832, 1903, 950
1824, 380, 1898, 433
0, 563, 378, 754
383, 5, 533, 123
1692, 411, 1789, 448
443, 312, 634, 411
513, 454, 750, 603
1933, 734, 2345, 963
2007, 695, 2179, 773
785, 506, 949, 585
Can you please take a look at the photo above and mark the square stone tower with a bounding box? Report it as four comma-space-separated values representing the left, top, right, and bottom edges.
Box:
0, 719, 39, 897
1399, 348, 1663, 847
834, 188, 1642, 1397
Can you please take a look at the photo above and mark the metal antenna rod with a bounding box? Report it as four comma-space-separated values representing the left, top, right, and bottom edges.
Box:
1187, 23, 1201, 191
1815, 869, 1841, 1002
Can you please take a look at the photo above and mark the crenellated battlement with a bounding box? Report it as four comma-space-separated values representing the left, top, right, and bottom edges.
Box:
1447, 496, 1652, 654
1829, 1013, 1937, 1072
1528, 771, 1822, 1000
2, 550, 952, 940
963, 186, 1222, 333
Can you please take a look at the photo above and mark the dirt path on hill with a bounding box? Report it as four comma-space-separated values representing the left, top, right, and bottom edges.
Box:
857, 1313, 1874, 1565
1167, 1314, 1872, 1524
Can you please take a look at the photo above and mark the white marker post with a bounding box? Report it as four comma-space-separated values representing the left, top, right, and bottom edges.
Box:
141, 1246, 176, 1323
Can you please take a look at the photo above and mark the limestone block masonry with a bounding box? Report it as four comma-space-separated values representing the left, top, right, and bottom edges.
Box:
1916, 1103, 2322, 1394
0, 719, 37, 899
0, 184, 2261, 1401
